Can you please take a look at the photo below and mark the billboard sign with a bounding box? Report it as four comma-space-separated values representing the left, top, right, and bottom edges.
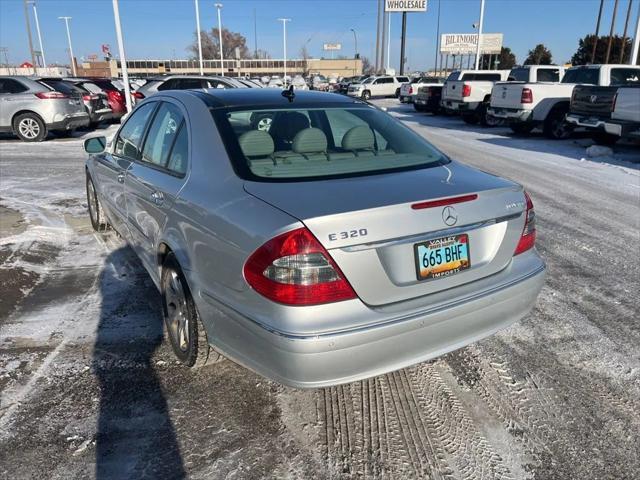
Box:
440, 33, 503, 55
385, 0, 427, 12
323, 43, 342, 51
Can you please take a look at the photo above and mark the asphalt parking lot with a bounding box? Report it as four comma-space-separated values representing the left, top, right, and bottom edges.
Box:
1, 99, 639, 480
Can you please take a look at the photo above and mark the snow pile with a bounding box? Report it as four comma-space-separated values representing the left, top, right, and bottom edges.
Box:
586, 145, 614, 158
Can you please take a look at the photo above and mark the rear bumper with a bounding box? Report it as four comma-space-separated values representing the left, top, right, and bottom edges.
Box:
488, 107, 533, 123
89, 108, 116, 124
199, 251, 545, 388
443, 100, 479, 112
566, 114, 640, 138
565, 113, 608, 130
48, 112, 90, 131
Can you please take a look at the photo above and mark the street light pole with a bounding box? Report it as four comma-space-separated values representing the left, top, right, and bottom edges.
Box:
194, 0, 203, 75
215, 3, 224, 76
350, 28, 358, 58
111, 0, 132, 113
473, 0, 485, 70
58, 16, 76, 76
29, 1, 46, 67
277, 18, 290, 86
22, 0, 37, 75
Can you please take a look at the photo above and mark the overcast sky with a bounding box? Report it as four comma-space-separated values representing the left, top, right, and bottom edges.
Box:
1, 0, 637, 71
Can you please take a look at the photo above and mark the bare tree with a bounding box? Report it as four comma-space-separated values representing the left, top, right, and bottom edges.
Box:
188, 28, 250, 60
299, 45, 310, 76
361, 56, 374, 75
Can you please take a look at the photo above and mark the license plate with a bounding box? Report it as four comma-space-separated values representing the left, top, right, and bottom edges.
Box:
414, 234, 470, 281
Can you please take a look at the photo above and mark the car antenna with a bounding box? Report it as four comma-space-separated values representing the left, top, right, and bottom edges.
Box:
281, 84, 295, 102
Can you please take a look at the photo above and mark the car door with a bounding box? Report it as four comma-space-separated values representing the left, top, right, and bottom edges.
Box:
94, 101, 157, 237
0, 78, 30, 129
124, 100, 190, 278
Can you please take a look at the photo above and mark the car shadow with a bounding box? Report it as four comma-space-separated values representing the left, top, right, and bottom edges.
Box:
92, 245, 186, 480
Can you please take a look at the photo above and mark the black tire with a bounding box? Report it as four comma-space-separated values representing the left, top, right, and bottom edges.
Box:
413, 104, 426, 112
479, 104, 500, 127
86, 173, 108, 232
13, 112, 47, 142
510, 123, 535, 135
395, 88, 401, 98
592, 132, 619, 146
543, 106, 574, 140
361, 90, 371, 100
161, 253, 220, 368
462, 113, 479, 125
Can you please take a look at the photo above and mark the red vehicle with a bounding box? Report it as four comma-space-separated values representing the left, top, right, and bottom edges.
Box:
79, 78, 128, 119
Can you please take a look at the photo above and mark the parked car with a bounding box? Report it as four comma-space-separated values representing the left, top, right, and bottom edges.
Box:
566, 84, 640, 145
399, 76, 443, 103
135, 75, 246, 100
83, 88, 545, 388
414, 85, 443, 114
0, 75, 89, 141
52, 78, 115, 126
488, 64, 640, 139
347, 75, 410, 100
83, 78, 129, 119
337, 75, 370, 94
441, 70, 511, 125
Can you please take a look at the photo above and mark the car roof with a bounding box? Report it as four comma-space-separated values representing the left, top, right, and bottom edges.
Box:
177, 88, 369, 109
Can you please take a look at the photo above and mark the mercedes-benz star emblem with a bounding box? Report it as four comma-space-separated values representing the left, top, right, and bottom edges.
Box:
442, 206, 458, 226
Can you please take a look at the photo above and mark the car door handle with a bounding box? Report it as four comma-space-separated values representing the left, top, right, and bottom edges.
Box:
151, 191, 164, 206
117, 173, 125, 183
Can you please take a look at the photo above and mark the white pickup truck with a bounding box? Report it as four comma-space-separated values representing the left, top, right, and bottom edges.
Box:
566, 85, 640, 144
488, 64, 640, 139
441, 70, 510, 125
399, 76, 443, 103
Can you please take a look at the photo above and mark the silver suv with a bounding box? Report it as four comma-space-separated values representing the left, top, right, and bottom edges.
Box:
0, 76, 90, 142
133, 75, 246, 100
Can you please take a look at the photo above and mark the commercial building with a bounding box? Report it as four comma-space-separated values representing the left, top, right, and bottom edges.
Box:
76, 57, 362, 79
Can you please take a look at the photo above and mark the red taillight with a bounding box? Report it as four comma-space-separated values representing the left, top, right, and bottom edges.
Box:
35, 91, 68, 99
82, 94, 98, 101
411, 194, 478, 210
514, 191, 536, 255
110, 90, 123, 100
132, 91, 145, 99
243, 227, 357, 306
521, 88, 533, 104
409, 86, 413, 94
462, 84, 471, 97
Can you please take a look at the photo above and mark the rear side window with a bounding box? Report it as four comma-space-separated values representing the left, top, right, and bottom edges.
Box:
0, 78, 28, 94
464, 73, 501, 81
562, 68, 599, 84
610, 68, 640, 85
446, 72, 461, 81
207, 79, 232, 89
38, 79, 80, 95
166, 123, 189, 175
141, 102, 185, 169
114, 102, 156, 159
537, 68, 560, 82
80, 82, 103, 94
158, 78, 205, 90
396, 76, 410, 83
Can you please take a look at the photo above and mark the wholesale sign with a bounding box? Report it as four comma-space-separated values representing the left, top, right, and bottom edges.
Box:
440, 33, 503, 55
323, 43, 342, 51
385, 0, 427, 12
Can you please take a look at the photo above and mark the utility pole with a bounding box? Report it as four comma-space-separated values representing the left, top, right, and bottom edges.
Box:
381, 8, 387, 73
350, 28, 358, 58
399, 12, 407, 74
277, 18, 290, 86
29, 1, 46, 68
375, 0, 382, 72
591, 0, 605, 63
473, 0, 485, 70
111, 0, 132, 112
194, 0, 203, 75
631, 4, 640, 64
215, 3, 224, 76
58, 16, 76, 76
23, 0, 37, 75
253, 8, 258, 58
619, 0, 634, 63
387, 12, 391, 71
605, 0, 620, 64
434, 0, 441, 75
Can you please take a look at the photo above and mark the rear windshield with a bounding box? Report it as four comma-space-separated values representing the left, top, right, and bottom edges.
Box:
212, 106, 448, 182
446, 72, 461, 81
462, 73, 502, 81
562, 68, 599, 84
610, 68, 640, 85
508, 68, 529, 82
91, 79, 120, 91
38, 79, 80, 95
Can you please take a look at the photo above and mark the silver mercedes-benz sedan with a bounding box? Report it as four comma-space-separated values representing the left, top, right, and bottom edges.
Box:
84, 88, 545, 388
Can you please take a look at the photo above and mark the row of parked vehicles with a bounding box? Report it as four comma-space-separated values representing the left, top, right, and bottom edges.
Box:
412, 64, 639, 144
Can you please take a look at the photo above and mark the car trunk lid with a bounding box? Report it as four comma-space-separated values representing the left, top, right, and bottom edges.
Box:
491, 82, 530, 109
244, 162, 526, 306
570, 85, 618, 118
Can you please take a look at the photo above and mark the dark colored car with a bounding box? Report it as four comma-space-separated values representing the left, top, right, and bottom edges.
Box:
338, 75, 370, 94
414, 85, 443, 114
60, 78, 115, 125
82, 78, 128, 118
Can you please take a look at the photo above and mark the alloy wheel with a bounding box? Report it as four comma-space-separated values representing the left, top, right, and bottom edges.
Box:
18, 118, 40, 140
165, 270, 190, 352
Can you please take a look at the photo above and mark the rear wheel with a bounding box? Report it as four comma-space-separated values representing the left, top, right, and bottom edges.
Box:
361, 90, 371, 100
86, 173, 108, 232
395, 88, 401, 98
161, 253, 220, 368
543, 106, 574, 140
592, 132, 619, 146
13, 113, 46, 142
510, 123, 534, 135
462, 113, 479, 125
479, 104, 500, 127
413, 103, 426, 112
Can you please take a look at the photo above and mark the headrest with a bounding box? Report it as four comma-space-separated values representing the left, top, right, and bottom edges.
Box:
269, 111, 310, 140
342, 125, 375, 151
292, 128, 327, 154
238, 130, 274, 157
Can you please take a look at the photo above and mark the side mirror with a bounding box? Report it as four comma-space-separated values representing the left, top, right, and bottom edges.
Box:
84, 136, 106, 154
